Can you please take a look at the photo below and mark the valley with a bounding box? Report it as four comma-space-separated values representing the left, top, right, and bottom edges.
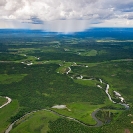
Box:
0, 28, 133, 133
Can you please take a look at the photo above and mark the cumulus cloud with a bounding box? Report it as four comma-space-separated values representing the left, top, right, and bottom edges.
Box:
0, 0, 133, 32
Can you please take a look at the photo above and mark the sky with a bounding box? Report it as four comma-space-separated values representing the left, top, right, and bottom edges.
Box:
0, 0, 133, 32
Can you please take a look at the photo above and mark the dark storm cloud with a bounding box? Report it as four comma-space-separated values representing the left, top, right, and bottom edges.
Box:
30, 17, 44, 24
0, 0, 133, 32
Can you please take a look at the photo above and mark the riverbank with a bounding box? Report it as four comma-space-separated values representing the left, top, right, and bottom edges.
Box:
5, 108, 103, 133
0, 96, 12, 109
4, 76, 130, 132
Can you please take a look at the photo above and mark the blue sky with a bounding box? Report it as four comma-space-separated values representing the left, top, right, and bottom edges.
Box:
0, 0, 133, 32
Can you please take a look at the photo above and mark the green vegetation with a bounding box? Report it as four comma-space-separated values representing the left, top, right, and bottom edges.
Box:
48, 118, 99, 133
79, 49, 98, 56
0, 63, 105, 111
11, 110, 60, 133
52, 103, 103, 125
0, 53, 26, 61
96, 109, 123, 123
48, 108, 133, 133
0, 100, 19, 133
0, 97, 7, 106
71, 61, 133, 105
0, 74, 27, 84
0, 33, 133, 133
74, 79, 101, 87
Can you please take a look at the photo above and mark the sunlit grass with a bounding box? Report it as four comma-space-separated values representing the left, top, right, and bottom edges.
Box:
0, 100, 19, 133
0, 74, 27, 84
11, 110, 59, 133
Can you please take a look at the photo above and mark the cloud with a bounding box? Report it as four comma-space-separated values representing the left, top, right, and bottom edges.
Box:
0, 0, 133, 32
30, 17, 44, 24
43, 20, 91, 33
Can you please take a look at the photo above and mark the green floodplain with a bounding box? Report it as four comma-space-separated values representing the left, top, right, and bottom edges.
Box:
0, 97, 7, 107
0, 30, 133, 133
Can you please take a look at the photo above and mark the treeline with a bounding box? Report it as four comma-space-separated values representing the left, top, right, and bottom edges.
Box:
48, 118, 100, 133
48, 108, 133, 133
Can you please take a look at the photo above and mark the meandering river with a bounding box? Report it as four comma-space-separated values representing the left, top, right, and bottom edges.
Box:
5, 108, 103, 133
104, 82, 129, 109
4, 76, 130, 133
0, 96, 12, 109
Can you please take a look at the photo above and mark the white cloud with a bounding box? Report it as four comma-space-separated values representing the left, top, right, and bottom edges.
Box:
0, 0, 133, 32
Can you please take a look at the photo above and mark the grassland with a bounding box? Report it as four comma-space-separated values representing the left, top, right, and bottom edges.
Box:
74, 79, 102, 87
52, 102, 103, 125
10, 110, 60, 133
0, 74, 27, 84
0, 97, 7, 106
0, 100, 19, 133
78, 49, 98, 56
